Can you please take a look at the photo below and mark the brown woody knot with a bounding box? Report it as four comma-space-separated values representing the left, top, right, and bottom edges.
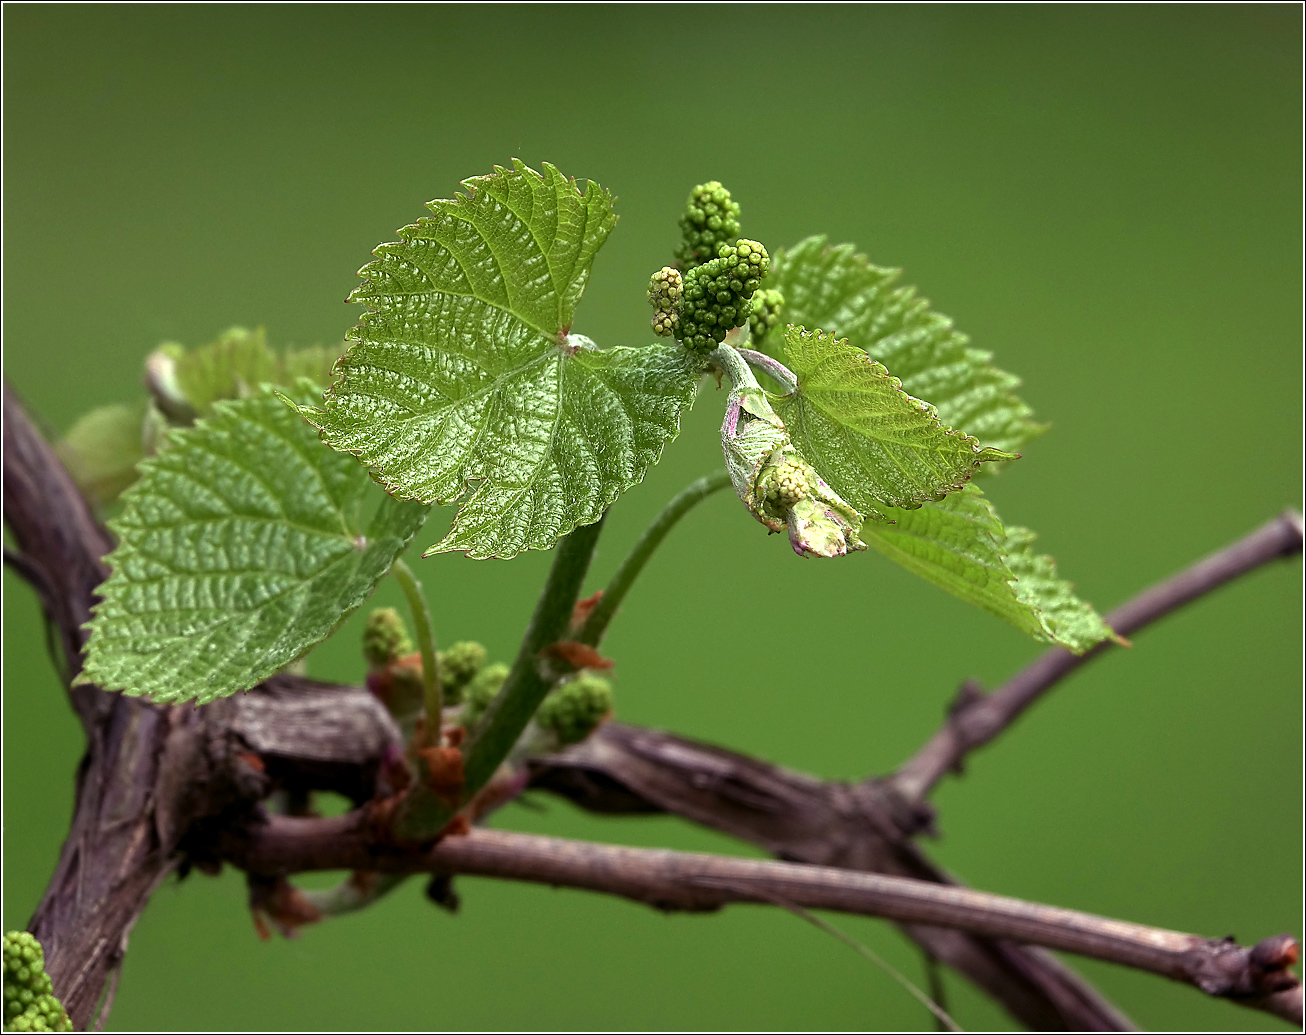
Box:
1186, 934, 1302, 998
418, 745, 465, 807
1248, 934, 1301, 995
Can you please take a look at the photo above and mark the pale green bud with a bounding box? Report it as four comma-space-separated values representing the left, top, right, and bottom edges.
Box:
648, 267, 683, 337
536, 673, 613, 746
362, 607, 412, 668
438, 640, 487, 704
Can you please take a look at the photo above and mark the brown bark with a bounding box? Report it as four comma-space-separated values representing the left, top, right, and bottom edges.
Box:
217, 817, 1304, 1026
531, 723, 1136, 1030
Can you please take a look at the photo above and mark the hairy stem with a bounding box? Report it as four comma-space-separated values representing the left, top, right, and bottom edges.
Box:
737, 347, 798, 393
891, 510, 1305, 803
391, 557, 441, 745
577, 472, 732, 647
710, 342, 761, 394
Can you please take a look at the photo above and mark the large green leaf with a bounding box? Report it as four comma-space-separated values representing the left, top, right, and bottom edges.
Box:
764, 237, 1045, 455
863, 484, 1115, 653
298, 160, 701, 559
77, 384, 430, 703
770, 326, 1014, 515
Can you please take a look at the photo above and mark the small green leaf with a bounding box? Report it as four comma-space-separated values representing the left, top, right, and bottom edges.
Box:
299, 160, 701, 558
765, 237, 1046, 456
170, 327, 346, 415
78, 384, 430, 703
56, 401, 152, 506
279, 342, 346, 390
863, 484, 1114, 654
174, 326, 278, 413
770, 326, 1014, 515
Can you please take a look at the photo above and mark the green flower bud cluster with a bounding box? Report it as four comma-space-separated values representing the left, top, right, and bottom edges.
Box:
3, 933, 70, 1033
362, 607, 412, 668
458, 662, 509, 730
648, 267, 683, 338
747, 288, 785, 344
753, 451, 866, 559
675, 181, 741, 270
535, 673, 613, 746
679, 240, 771, 354
438, 641, 487, 705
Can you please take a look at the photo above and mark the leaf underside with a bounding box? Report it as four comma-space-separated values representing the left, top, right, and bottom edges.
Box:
863, 484, 1114, 654
764, 236, 1046, 456
299, 159, 700, 559
771, 325, 1014, 518
78, 384, 430, 703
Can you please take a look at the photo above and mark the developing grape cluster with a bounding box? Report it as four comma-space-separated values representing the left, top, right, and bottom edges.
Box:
649, 182, 784, 355
361, 610, 612, 746
3, 933, 70, 1033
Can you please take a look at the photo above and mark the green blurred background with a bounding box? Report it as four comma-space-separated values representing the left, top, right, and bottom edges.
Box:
3, 6, 1301, 1031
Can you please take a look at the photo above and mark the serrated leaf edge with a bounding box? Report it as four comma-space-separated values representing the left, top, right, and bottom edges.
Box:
780, 325, 1017, 509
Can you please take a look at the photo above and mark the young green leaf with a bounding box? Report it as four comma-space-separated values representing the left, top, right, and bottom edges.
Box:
77, 383, 430, 704
764, 237, 1046, 455
863, 484, 1114, 653
297, 160, 701, 559
173, 326, 278, 413
170, 327, 345, 415
279, 341, 346, 390
770, 326, 1015, 514
56, 400, 157, 506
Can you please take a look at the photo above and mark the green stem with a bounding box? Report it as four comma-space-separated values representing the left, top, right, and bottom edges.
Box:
462, 515, 606, 792
737, 347, 798, 394
577, 471, 731, 647
391, 557, 441, 743
393, 517, 606, 840
709, 342, 758, 392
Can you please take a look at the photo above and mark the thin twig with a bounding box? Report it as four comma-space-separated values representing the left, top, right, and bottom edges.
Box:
577, 471, 731, 647
223, 818, 1302, 1026
6, 382, 1299, 1031
891, 510, 1305, 803
532, 719, 1137, 1031
923, 952, 950, 1032
747, 888, 963, 1031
